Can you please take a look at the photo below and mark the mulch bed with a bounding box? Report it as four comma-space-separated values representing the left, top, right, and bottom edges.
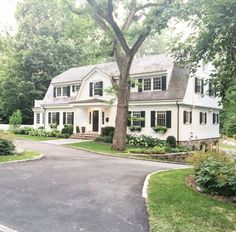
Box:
186, 175, 235, 203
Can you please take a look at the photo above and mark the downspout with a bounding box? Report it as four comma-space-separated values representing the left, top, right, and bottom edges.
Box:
176, 101, 180, 143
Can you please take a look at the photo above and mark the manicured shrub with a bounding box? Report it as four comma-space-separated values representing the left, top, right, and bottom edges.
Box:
95, 135, 113, 143
189, 151, 236, 196
56, 134, 70, 138
0, 139, 15, 155
126, 135, 160, 147
9, 110, 22, 130
101, 127, 115, 137
61, 124, 73, 136
166, 136, 176, 148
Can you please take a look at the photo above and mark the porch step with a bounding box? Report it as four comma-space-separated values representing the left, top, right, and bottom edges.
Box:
70, 133, 100, 140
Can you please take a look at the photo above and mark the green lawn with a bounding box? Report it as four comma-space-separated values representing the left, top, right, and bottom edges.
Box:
15, 134, 61, 141
68, 141, 120, 155
148, 169, 236, 232
220, 143, 236, 150
0, 151, 41, 163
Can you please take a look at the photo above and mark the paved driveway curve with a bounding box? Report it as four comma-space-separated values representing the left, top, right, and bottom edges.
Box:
0, 140, 186, 232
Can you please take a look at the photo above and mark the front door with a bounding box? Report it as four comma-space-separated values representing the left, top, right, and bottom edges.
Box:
92, 110, 99, 132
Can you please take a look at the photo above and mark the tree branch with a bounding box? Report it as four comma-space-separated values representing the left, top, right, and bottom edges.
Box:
122, 0, 137, 30
131, 27, 151, 55
107, 0, 131, 54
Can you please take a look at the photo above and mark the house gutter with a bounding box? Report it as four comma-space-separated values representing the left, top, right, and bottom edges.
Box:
176, 101, 180, 143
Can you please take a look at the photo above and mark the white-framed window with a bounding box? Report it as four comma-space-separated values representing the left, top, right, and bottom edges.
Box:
143, 78, 151, 91
75, 85, 81, 91
36, 113, 40, 124
57, 87, 61, 96
213, 113, 219, 124
200, 112, 207, 124
195, 78, 204, 94
156, 111, 166, 126
153, 77, 162, 90
67, 112, 73, 124
94, 82, 102, 96
183, 111, 192, 124
52, 113, 57, 124
63, 87, 68, 96
132, 111, 142, 126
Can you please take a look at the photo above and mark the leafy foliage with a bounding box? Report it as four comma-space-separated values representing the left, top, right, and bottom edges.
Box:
61, 124, 73, 136
166, 136, 177, 148
9, 110, 22, 130
0, 139, 15, 156
126, 135, 161, 147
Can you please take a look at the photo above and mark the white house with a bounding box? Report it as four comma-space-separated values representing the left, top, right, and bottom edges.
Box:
33, 54, 221, 146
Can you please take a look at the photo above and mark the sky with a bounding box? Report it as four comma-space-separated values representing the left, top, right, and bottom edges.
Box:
0, 0, 18, 33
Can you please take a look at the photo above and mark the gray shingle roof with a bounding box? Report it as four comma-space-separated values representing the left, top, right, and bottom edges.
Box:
51, 54, 174, 84
42, 54, 189, 105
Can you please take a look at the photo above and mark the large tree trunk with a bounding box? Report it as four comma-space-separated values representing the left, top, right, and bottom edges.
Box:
112, 56, 133, 151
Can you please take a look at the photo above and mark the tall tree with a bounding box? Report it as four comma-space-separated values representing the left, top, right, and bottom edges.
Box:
0, 0, 109, 123
73, 0, 174, 150
172, 0, 236, 100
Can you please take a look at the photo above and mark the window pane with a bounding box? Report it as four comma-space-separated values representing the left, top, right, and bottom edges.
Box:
67, 112, 73, 124
63, 87, 67, 96
153, 77, 161, 90
36, 113, 40, 124
156, 111, 166, 126
94, 82, 102, 95
57, 87, 61, 96
132, 111, 141, 126
75, 84, 81, 91
52, 113, 57, 124
143, 79, 151, 91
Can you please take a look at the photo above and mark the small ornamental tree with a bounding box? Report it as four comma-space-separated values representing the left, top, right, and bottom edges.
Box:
9, 110, 22, 130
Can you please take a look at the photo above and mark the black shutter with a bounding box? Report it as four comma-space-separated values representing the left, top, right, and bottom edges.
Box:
102, 112, 105, 124
67, 86, 70, 97
138, 79, 143, 92
99, 81, 103, 96
89, 83, 93, 97
72, 112, 74, 125
56, 112, 60, 125
183, 111, 187, 124
131, 81, 135, 88
127, 111, 131, 126
166, 111, 172, 128
161, 76, 167, 91
53, 87, 56, 97
63, 112, 66, 125
141, 111, 145, 128
72, 85, 75, 92
190, 111, 192, 124
201, 79, 204, 94
205, 112, 207, 123
151, 111, 156, 127
195, 78, 198, 93
217, 114, 219, 123
213, 113, 215, 124
48, 112, 51, 124
200, 112, 202, 124
89, 112, 92, 124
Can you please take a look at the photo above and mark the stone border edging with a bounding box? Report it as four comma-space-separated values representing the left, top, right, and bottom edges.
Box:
0, 153, 44, 165
66, 145, 190, 165
142, 167, 191, 199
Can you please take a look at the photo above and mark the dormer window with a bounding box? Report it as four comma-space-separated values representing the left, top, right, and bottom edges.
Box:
137, 76, 166, 92
72, 84, 81, 92
195, 78, 204, 94
56, 87, 61, 97
89, 81, 103, 96
63, 87, 68, 96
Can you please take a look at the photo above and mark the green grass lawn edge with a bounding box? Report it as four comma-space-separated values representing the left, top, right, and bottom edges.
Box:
147, 169, 236, 232
66, 141, 189, 164
0, 151, 42, 163
14, 134, 62, 141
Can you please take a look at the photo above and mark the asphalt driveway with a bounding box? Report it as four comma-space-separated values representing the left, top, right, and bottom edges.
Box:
0, 140, 186, 232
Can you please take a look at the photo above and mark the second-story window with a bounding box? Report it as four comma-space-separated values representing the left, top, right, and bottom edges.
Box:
153, 77, 162, 90
195, 78, 204, 94
57, 87, 61, 96
63, 87, 68, 96
143, 79, 151, 91
200, 112, 207, 124
183, 111, 192, 124
90, 81, 103, 96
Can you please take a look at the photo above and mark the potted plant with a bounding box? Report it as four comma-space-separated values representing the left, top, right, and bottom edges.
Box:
81, 126, 86, 133
152, 126, 167, 134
